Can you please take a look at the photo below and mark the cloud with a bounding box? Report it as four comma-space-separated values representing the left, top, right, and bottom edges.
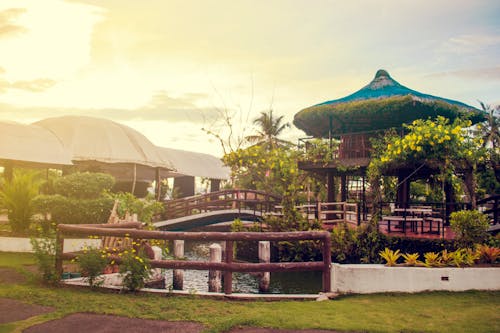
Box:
0, 8, 27, 38
0, 68, 56, 93
440, 34, 500, 55
0, 91, 220, 124
426, 66, 500, 80
0, 78, 56, 93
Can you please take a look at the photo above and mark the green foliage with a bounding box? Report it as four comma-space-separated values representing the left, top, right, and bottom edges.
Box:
299, 138, 339, 165
33, 172, 116, 225
120, 248, 151, 292
223, 144, 326, 208
0, 170, 42, 234
77, 246, 108, 288
33, 194, 114, 225
379, 248, 401, 266
330, 221, 389, 264
53, 172, 115, 199
450, 210, 490, 248
368, 117, 487, 203
105, 191, 164, 224
30, 228, 58, 284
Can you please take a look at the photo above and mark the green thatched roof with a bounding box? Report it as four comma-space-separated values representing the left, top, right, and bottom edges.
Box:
294, 70, 486, 137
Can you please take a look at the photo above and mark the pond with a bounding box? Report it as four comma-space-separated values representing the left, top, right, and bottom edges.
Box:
161, 241, 322, 294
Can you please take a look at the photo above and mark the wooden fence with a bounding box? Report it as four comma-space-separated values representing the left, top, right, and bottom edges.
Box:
56, 223, 332, 294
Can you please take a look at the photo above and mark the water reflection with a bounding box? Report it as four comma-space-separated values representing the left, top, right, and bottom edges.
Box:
162, 241, 321, 294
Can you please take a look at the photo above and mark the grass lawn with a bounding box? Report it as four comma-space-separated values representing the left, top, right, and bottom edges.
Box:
0, 251, 499, 333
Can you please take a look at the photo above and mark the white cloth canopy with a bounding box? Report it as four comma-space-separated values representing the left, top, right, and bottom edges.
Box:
34, 116, 172, 169
157, 146, 230, 180
0, 121, 73, 167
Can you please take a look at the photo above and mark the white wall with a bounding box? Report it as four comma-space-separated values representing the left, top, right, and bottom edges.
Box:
0, 236, 101, 253
332, 264, 500, 294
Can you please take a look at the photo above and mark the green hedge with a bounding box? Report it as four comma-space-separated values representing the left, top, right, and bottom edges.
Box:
33, 195, 114, 225
53, 172, 115, 199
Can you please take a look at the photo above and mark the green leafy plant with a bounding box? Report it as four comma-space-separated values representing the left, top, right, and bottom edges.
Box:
379, 248, 401, 266
120, 248, 151, 292
105, 191, 164, 225
77, 246, 108, 288
33, 172, 115, 225
0, 170, 42, 234
423, 252, 441, 267
402, 253, 420, 266
450, 210, 490, 248
30, 227, 58, 284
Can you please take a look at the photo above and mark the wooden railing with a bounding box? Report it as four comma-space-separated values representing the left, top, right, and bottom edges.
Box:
163, 189, 282, 220
56, 223, 332, 294
295, 202, 360, 226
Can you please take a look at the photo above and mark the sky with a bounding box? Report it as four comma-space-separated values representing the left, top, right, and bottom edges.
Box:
0, 0, 499, 157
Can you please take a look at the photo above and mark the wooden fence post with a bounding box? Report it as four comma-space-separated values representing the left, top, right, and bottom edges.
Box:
173, 240, 184, 290
224, 241, 233, 295
322, 234, 332, 292
55, 230, 64, 279
258, 241, 270, 292
208, 243, 222, 292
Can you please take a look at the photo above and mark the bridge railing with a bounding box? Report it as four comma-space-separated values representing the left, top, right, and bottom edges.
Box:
162, 189, 282, 220
56, 223, 332, 294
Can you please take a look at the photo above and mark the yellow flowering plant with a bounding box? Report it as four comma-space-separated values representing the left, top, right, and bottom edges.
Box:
120, 247, 151, 292
368, 116, 487, 203
77, 246, 108, 288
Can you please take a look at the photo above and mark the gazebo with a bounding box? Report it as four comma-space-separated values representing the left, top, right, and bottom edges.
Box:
294, 69, 486, 217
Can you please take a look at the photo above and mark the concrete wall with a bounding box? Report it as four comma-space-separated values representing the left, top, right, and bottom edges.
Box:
0, 236, 101, 253
332, 264, 500, 294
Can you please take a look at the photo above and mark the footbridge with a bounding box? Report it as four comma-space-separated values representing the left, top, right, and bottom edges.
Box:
154, 189, 282, 231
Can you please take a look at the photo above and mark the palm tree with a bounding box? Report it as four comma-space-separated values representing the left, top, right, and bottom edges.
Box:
245, 110, 291, 149
479, 101, 500, 150
478, 101, 500, 184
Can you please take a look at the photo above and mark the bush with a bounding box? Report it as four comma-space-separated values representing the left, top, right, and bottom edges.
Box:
120, 248, 151, 292
30, 228, 58, 284
53, 172, 115, 199
0, 170, 42, 234
33, 195, 114, 225
77, 246, 108, 288
450, 210, 490, 248
105, 191, 164, 224
33, 172, 116, 225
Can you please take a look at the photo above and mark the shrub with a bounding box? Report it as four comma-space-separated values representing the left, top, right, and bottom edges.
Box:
0, 170, 42, 234
77, 246, 108, 288
33, 195, 114, 225
30, 228, 58, 284
33, 172, 116, 225
53, 172, 115, 199
120, 248, 151, 292
450, 210, 490, 248
105, 191, 164, 224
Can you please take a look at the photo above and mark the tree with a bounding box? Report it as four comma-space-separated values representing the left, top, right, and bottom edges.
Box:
478, 101, 500, 151
245, 110, 291, 149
